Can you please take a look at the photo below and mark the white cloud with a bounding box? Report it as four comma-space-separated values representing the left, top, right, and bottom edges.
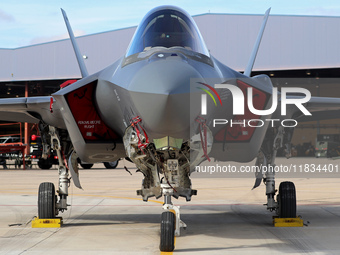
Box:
0, 9, 15, 22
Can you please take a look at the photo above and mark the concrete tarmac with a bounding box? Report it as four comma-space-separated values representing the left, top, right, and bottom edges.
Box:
0, 158, 340, 254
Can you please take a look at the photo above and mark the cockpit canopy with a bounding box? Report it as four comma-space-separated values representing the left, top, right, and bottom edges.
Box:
126, 6, 210, 57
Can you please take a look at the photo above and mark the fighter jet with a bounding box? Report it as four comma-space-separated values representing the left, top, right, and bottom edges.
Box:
1, 5, 340, 252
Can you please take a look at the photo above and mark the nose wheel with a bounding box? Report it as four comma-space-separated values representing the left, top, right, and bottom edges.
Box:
159, 187, 187, 252
160, 211, 175, 252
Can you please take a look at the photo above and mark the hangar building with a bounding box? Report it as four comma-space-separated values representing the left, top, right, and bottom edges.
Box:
1, 12, 340, 154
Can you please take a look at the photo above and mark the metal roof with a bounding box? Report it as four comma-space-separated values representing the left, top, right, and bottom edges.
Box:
1, 13, 340, 82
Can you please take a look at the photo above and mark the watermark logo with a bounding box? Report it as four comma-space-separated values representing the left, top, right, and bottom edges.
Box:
197, 82, 222, 115
201, 83, 311, 117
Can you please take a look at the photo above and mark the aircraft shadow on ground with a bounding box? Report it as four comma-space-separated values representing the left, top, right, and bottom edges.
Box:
60, 203, 328, 253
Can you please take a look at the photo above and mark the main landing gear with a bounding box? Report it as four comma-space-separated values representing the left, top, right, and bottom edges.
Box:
37, 126, 69, 219
256, 126, 297, 218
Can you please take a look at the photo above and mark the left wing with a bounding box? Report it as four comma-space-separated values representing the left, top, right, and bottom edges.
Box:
0, 96, 66, 129
276, 96, 340, 122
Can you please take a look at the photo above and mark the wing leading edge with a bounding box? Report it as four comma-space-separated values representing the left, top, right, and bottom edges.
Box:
0, 96, 66, 129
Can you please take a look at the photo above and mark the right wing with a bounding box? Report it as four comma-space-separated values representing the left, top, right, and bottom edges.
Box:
0, 96, 66, 129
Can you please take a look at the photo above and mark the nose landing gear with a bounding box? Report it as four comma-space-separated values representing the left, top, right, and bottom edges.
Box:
159, 185, 187, 252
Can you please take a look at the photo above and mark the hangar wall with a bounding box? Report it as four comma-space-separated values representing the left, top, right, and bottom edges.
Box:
1, 12, 340, 153
1, 13, 340, 81
195, 14, 340, 71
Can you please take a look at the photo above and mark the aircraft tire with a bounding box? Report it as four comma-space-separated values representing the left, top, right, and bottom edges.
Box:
160, 211, 175, 252
278, 181, 296, 218
38, 182, 56, 219
38, 159, 53, 170
80, 163, 93, 169
103, 161, 119, 169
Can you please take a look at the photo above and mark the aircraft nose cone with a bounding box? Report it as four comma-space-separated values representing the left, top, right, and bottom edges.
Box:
129, 58, 203, 139
128, 56, 202, 94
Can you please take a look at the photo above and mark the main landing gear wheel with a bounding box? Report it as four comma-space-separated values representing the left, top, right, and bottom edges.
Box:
80, 163, 93, 169
278, 181, 296, 218
160, 211, 175, 252
103, 161, 118, 169
38, 159, 53, 170
38, 182, 56, 219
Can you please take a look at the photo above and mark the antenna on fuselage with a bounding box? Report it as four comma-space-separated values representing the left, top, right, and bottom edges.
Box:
243, 8, 271, 77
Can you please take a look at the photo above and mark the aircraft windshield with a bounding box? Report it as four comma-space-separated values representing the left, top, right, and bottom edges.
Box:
126, 8, 209, 57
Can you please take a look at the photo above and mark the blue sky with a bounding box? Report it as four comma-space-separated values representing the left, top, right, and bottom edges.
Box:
1, 0, 340, 48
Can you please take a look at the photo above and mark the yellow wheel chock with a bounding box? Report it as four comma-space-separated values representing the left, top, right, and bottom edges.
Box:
273, 216, 303, 227
32, 217, 63, 228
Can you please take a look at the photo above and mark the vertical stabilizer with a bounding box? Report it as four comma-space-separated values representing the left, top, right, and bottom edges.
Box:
243, 8, 271, 77
61, 8, 89, 78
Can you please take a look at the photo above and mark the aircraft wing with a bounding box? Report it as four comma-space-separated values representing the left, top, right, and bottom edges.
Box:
0, 96, 66, 129
277, 96, 340, 122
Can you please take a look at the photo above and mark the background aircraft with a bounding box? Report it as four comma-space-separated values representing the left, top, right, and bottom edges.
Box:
0, 5, 340, 252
